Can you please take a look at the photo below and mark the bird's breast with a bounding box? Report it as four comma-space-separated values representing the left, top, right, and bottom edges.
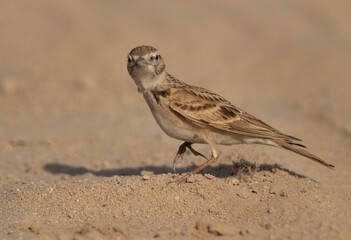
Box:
142, 90, 203, 143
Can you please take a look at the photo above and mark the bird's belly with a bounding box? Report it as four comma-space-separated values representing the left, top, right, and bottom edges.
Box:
142, 91, 250, 145
153, 107, 200, 142
150, 106, 246, 145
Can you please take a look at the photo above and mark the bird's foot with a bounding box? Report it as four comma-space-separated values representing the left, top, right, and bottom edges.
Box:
172, 143, 187, 172
169, 156, 217, 185
172, 142, 207, 172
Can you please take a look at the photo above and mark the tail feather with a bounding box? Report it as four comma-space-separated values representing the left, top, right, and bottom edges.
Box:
272, 139, 335, 169
286, 141, 306, 148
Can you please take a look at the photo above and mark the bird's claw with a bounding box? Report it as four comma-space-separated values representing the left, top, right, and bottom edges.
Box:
172, 142, 207, 172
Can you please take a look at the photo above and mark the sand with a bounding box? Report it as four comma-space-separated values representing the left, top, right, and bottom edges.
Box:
1, 0, 351, 239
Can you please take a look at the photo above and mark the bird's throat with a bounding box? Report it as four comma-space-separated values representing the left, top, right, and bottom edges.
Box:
134, 71, 167, 93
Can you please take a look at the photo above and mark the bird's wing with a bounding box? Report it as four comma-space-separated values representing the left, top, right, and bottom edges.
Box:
167, 86, 300, 142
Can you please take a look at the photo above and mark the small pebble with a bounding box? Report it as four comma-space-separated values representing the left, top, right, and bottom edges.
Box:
204, 174, 215, 180
239, 229, 250, 236
269, 186, 277, 194
142, 175, 150, 180
236, 189, 250, 199
231, 178, 240, 185
195, 219, 209, 232
186, 176, 195, 183
208, 222, 237, 236
267, 206, 276, 214
62, 174, 70, 180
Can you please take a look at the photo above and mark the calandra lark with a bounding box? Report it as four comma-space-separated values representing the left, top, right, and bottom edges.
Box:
127, 45, 334, 182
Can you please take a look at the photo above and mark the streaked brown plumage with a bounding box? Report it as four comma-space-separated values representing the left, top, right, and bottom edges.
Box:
127, 45, 334, 182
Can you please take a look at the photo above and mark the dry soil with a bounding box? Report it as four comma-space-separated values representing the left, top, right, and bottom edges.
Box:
1, 1, 351, 239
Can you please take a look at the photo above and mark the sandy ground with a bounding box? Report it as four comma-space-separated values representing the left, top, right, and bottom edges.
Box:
1, 0, 351, 239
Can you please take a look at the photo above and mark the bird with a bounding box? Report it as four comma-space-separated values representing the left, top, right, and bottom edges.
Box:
126, 45, 334, 182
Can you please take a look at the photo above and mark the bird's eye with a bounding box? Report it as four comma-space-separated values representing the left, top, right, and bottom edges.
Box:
127, 55, 132, 63
155, 55, 159, 60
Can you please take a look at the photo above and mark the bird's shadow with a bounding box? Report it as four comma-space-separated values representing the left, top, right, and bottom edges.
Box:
43, 159, 311, 180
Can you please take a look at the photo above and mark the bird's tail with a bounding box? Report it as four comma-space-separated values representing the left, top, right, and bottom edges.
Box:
271, 139, 335, 169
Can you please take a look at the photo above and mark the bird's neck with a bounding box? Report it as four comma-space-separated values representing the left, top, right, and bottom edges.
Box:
134, 71, 167, 93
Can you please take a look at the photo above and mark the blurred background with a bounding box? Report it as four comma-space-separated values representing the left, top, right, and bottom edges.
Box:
0, 0, 350, 182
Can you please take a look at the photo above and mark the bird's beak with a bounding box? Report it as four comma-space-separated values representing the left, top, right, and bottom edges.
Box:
136, 57, 144, 65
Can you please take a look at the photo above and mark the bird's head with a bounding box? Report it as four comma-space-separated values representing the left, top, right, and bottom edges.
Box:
127, 46, 166, 87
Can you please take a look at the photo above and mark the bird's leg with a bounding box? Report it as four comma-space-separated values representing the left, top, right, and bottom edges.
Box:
186, 144, 207, 159
173, 156, 218, 184
173, 142, 187, 172
172, 143, 219, 184
172, 142, 206, 172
